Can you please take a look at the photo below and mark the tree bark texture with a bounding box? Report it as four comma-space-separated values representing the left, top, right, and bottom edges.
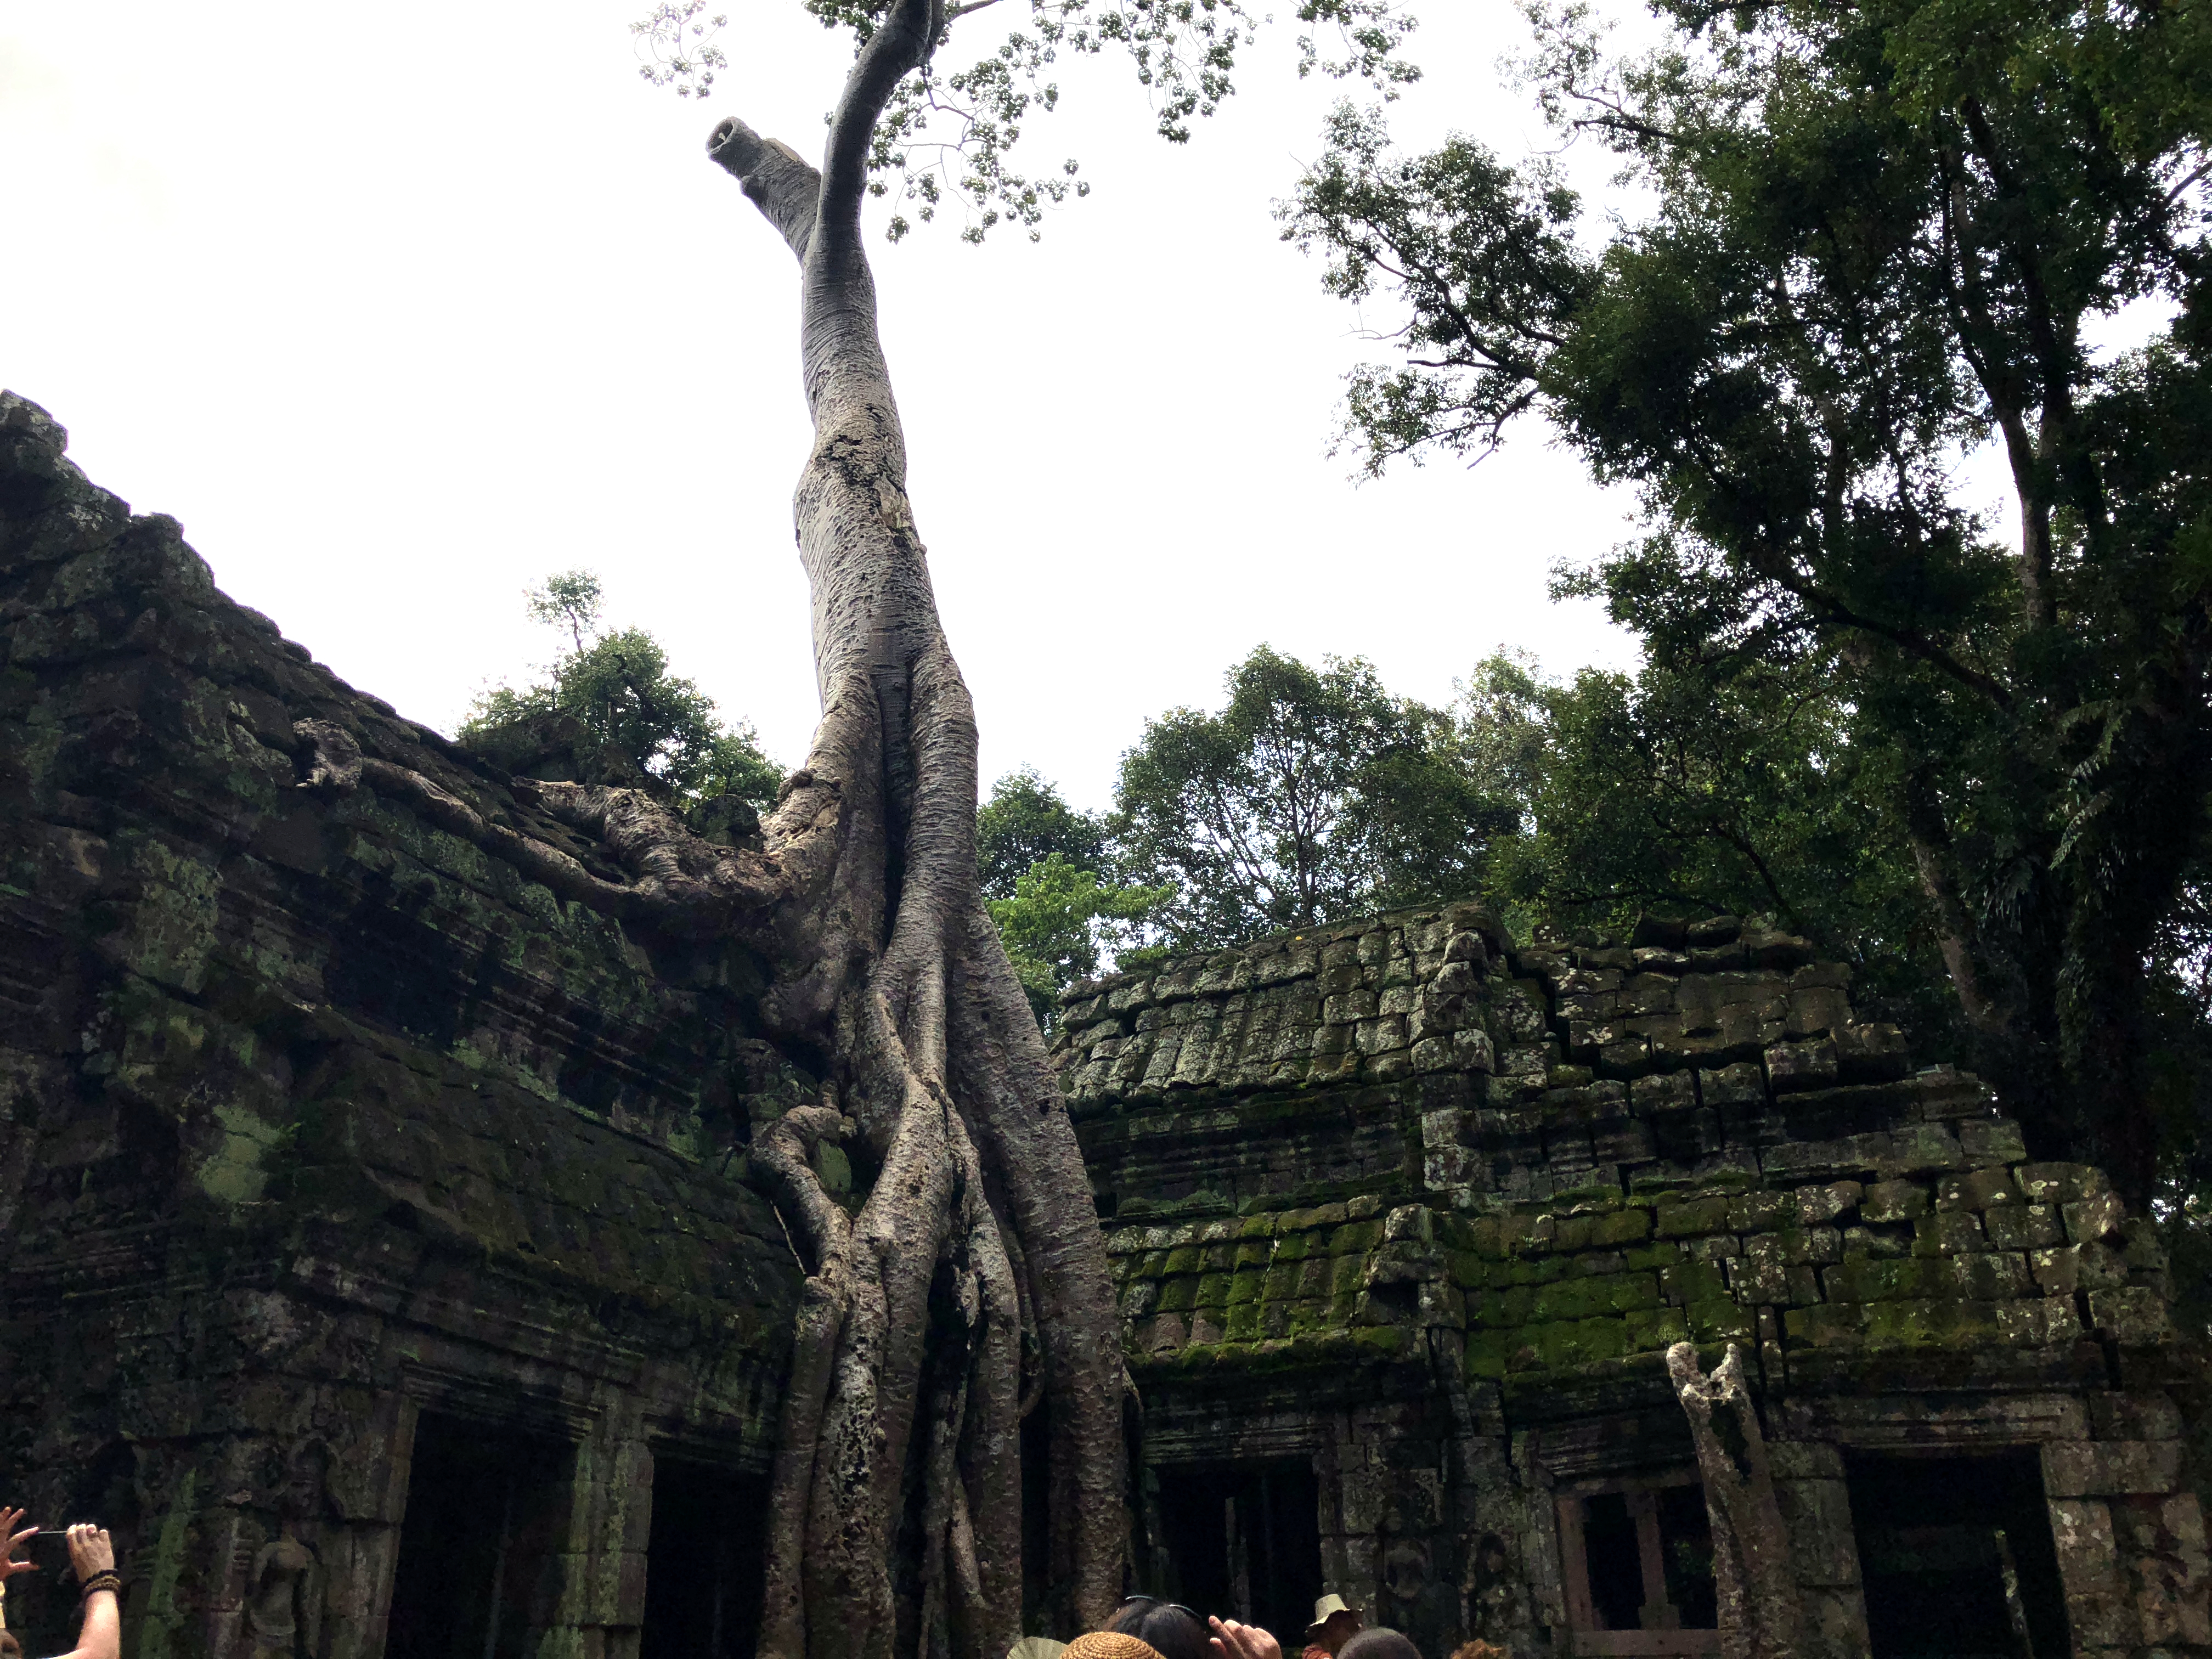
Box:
302, 5, 1127, 1651
696, 9, 1128, 1650
1664, 1343, 1803, 1659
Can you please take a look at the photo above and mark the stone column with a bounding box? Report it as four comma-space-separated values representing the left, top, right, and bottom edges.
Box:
1766, 1442, 1869, 1659
539, 1413, 653, 1659
319, 1392, 415, 1659
2043, 1398, 2209, 1657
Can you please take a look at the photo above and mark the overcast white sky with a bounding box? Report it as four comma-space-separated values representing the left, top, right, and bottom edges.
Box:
1, 1, 1649, 810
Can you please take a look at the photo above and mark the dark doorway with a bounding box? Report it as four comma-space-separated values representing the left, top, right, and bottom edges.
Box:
640, 1459, 769, 1659
386, 1415, 576, 1659
1581, 1492, 1646, 1631
1654, 1484, 1718, 1630
1152, 1460, 1324, 1647
1020, 1395, 1053, 1634
1558, 1476, 1718, 1643
1848, 1452, 2069, 1659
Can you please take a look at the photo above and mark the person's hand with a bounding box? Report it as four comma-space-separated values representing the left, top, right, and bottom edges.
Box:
64, 1526, 114, 1585
0, 1509, 37, 1583
1209, 1616, 1284, 1659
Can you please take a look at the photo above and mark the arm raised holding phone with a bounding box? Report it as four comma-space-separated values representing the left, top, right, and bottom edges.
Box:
0, 1509, 119, 1659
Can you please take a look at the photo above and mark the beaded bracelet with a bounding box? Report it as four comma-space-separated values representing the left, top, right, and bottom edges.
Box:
78, 1572, 121, 1600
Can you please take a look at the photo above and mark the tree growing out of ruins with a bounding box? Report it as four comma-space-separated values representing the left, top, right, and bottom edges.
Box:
460, 569, 785, 809
680, 8, 1409, 1648
304, 3, 1408, 1656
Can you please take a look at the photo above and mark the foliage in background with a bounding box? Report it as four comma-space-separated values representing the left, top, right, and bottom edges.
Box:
634, 0, 1419, 241
977, 769, 1165, 1023
977, 766, 1110, 899
1471, 651, 1961, 1051
1108, 645, 1519, 950
461, 569, 783, 816
1280, 0, 2212, 1209
989, 854, 1171, 1025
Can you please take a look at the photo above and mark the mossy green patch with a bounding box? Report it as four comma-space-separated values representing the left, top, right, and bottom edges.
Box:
133, 1470, 199, 1659
1656, 1195, 1733, 1238
1330, 1220, 1382, 1256
1155, 1276, 1198, 1314
1623, 1305, 1691, 1352
1660, 1260, 1730, 1304
1686, 1297, 1754, 1342
1860, 1297, 2004, 1348
196, 1103, 293, 1207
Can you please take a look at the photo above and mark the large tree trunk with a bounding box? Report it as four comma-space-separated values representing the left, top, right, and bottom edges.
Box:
693, 6, 1128, 1653
301, 3, 1127, 1651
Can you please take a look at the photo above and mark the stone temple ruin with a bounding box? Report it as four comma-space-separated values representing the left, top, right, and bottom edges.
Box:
0, 388, 2204, 1659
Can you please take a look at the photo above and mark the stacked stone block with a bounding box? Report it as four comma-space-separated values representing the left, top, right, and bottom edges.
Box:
1064, 903, 2205, 1658
0, 394, 802, 1659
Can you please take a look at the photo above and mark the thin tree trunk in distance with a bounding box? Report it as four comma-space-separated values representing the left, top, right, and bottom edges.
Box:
1666, 1343, 1803, 1659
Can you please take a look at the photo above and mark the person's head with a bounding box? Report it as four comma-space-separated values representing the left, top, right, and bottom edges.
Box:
1305, 1593, 1364, 1656
1107, 1598, 1211, 1659
1338, 1631, 1423, 1659
1448, 1644, 1508, 1659
1065, 1637, 1163, 1659
1, 1630, 21, 1659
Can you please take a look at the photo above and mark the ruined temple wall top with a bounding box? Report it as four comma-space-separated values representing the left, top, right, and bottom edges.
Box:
0, 390, 800, 1449
1056, 902, 2180, 1408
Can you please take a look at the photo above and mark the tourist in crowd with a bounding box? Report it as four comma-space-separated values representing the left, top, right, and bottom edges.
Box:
1067, 1635, 1165, 1659
1447, 1643, 1507, 1659
0, 1507, 33, 1659
1104, 1596, 1212, 1659
1081, 1597, 1286, 1659
1301, 1594, 1363, 1657
1207, 1613, 1284, 1658
0, 1509, 120, 1659
1336, 1631, 1421, 1659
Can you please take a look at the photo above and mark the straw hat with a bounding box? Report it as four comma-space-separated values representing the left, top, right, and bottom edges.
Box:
1305, 1595, 1364, 1640
1064, 1635, 1164, 1659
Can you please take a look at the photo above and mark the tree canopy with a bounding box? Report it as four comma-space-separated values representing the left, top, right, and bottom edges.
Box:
460, 569, 783, 816
977, 766, 1109, 899
975, 770, 1163, 1022
634, 0, 1420, 240
1104, 644, 1519, 950
1280, 0, 2212, 1206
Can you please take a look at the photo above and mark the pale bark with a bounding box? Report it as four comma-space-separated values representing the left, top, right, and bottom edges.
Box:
1666, 1344, 1802, 1659
296, 1, 1127, 1645
689, 2, 1127, 1646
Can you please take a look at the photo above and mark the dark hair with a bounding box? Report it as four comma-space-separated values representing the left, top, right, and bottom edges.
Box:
1339, 1632, 1424, 1659
1108, 1600, 1211, 1659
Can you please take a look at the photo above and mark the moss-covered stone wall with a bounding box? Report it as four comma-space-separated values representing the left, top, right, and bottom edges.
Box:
1060, 906, 2205, 1657
5, 382, 2203, 1659
0, 393, 804, 1659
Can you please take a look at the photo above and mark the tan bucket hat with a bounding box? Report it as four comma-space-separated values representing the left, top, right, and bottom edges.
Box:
1064, 1637, 1164, 1659
1305, 1594, 1364, 1640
